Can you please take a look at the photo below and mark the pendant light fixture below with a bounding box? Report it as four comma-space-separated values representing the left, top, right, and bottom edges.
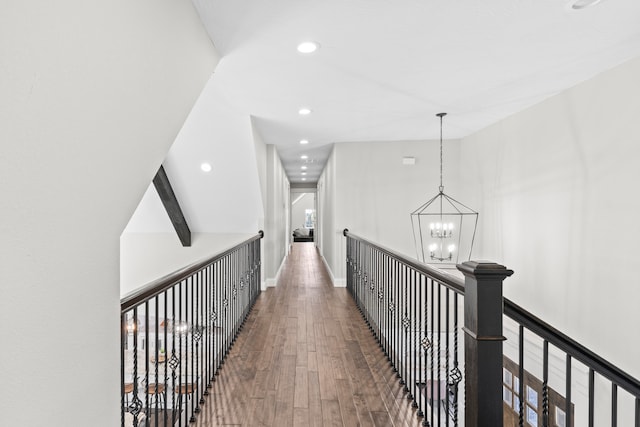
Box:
410, 113, 478, 265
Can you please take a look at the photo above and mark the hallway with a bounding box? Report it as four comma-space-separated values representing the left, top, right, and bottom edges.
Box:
194, 242, 422, 427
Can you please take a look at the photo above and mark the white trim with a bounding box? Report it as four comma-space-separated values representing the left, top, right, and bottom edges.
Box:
321, 254, 346, 287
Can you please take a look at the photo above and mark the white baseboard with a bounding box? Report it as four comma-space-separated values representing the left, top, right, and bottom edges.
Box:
264, 253, 287, 288
333, 278, 346, 287
320, 254, 346, 287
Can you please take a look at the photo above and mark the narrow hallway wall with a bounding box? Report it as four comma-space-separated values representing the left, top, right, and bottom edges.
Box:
0, 1, 219, 425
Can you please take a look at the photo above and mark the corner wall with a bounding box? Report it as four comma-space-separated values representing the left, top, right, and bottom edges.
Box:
459, 56, 640, 378
318, 139, 462, 283
0, 1, 218, 425
265, 145, 291, 285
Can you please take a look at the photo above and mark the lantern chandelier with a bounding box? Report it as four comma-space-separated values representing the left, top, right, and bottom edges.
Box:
411, 113, 478, 265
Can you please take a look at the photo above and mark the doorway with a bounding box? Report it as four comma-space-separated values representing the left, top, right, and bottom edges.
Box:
291, 191, 316, 243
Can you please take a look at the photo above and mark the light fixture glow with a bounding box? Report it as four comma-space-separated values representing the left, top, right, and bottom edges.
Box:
298, 108, 312, 115
301, 155, 308, 160
301, 166, 307, 170
300, 139, 309, 145
297, 42, 319, 54
302, 178, 307, 181
201, 163, 212, 172
301, 172, 307, 176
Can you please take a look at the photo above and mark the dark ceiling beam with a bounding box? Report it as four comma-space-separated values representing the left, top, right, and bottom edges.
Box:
153, 165, 191, 247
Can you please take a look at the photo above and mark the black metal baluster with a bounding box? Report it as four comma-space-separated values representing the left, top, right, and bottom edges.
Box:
635, 397, 639, 427
388, 254, 393, 362
410, 268, 417, 405
452, 292, 460, 427
145, 302, 150, 417
519, 325, 525, 427
588, 368, 594, 427
417, 273, 424, 420
187, 275, 194, 422
121, 312, 126, 427
402, 264, 409, 393
170, 287, 179, 427
437, 282, 441, 427
430, 277, 435, 427
131, 309, 143, 427
542, 340, 549, 427
612, 383, 618, 427
178, 280, 184, 427
364, 244, 370, 330
392, 256, 397, 374
154, 295, 159, 426
218, 257, 224, 373
224, 254, 230, 366
445, 288, 450, 426
566, 355, 572, 427
376, 249, 382, 344
193, 271, 201, 416
204, 265, 211, 397
421, 277, 429, 427
163, 290, 169, 426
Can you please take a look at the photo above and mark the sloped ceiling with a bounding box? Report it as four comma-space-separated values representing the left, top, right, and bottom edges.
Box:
193, 0, 640, 184
126, 0, 640, 234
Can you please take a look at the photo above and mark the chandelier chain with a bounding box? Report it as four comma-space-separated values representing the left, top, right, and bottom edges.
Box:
437, 112, 446, 193
440, 114, 443, 190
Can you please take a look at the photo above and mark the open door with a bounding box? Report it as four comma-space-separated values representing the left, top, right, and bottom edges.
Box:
291, 192, 316, 243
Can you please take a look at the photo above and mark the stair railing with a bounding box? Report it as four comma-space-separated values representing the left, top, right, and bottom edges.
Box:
120, 231, 263, 427
344, 229, 640, 427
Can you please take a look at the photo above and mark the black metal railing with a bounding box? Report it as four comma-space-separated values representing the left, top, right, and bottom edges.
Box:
345, 229, 471, 427
344, 230, 640, 427
503, 300, 640, 427
120, 232, 263, 427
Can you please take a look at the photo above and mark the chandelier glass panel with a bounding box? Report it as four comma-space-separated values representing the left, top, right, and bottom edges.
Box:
411, 113, 478, 265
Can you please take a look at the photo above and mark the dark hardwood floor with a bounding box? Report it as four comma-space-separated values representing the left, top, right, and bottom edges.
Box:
194, 242, 422, 427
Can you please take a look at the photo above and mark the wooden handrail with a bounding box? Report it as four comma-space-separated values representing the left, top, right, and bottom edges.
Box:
343, 228, 465, 294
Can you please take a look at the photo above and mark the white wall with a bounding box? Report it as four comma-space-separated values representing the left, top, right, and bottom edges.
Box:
265, 145, 291, 285
460, 56, 640, 379
318, 139, 462, 282
0, 1, 218, 425
317, 146, 338, 283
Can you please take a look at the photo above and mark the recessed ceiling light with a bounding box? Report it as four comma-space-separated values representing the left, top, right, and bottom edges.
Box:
297, 42, 319, 54
571, 0, 603, 8
300, 139, 309, 145
302, 178, 307, 181
301, 172, 307, 176
201, 163, 212, 172
298, 108, 312, 115
301, 166, 307, 170
301, 155, 308, 160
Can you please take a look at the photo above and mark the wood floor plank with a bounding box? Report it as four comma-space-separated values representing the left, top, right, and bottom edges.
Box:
293, 366, 308, 408
307, 371, 323, 427
194, 243, 424, 427
321, 399, 343, 427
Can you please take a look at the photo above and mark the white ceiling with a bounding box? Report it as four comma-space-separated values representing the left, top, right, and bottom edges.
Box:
188, 0, 640, 185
